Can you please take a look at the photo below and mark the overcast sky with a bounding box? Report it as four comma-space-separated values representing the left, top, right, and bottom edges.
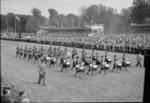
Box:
1, 0, 133, 17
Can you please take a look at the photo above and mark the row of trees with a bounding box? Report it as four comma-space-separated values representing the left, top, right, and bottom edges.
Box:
48, 9, 84, 28
1, 8, 49, 33
131, 0, 150, 24
1, 0, 150, 34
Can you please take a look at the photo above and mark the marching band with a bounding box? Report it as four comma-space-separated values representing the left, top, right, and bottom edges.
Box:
16, 45, 136, 79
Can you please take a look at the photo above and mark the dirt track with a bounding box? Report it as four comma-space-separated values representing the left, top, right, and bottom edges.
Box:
1, 40, 145, 102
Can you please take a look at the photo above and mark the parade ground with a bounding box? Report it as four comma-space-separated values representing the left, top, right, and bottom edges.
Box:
1, 40, 145, 102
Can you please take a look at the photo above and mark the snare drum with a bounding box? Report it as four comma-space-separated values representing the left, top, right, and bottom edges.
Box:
108, 58, 112, 61
66, 62, 71, 65
126, 61, 130, 65
63, 60, 67, 63
46, 57, 50, 61
80, 66, 84, 70
116, 61, 122, 67
117, 63, 122, 67
105, 64, 110, 68
125, 61, 130, 66
93, 65, 98, 69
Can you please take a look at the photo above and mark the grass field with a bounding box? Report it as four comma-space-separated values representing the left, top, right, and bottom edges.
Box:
1, 40, 145, 102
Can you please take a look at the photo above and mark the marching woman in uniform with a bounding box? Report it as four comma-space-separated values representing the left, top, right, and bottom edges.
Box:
136, 52, 143, 68
72, 47, 76, 59
98, 56, 104, 74
122, 53, 128, 71
104, 51, 108, 62
19, 46, 23, 58
63, 47, 68, 56
23, 46, 28, 60
112, 55, 119, 72
81, 48, 85, 60
95, 53, 99, 60
34, 48, 39, 63
16, 45, 20, 57
27, 47, 32, 61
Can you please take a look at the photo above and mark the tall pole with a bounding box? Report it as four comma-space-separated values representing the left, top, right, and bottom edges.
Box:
6, 14, 8, 34
91, 16, 94, 35
144, 34, 146, 48
15, 15, 16, 38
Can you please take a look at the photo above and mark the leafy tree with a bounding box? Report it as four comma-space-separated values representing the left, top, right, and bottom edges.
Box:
31, 8, 41, 17
48, 8, 59, 27
48, 8, 82, 28
80, 4, 118, 33
26, 8, 48, 32
19, 15, 31, 33
0, 14, 7, 31
131, 0, 150, 24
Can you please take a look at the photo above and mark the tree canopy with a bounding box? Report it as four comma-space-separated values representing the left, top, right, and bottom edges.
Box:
1, 0, 150, 34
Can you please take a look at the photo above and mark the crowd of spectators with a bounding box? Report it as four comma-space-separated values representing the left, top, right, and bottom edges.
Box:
1, 32, 150, 54
38, 33, 150, 49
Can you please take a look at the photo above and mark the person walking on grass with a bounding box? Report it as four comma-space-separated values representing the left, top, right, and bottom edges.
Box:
37, 59, 46, 86
136, 52, 143, 68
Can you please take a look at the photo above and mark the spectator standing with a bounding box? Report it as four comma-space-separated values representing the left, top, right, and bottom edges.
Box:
37, 59, 46, 86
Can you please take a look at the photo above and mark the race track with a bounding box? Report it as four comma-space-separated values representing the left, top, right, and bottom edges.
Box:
1, 40, 145, 102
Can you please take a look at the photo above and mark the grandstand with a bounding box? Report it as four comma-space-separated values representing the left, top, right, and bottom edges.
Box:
131, 18, 150, 33
37, 26, 92, 38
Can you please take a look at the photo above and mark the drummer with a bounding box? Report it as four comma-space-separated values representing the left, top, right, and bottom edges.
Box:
122, 53, 128, 71
19, 46, 23, 58
112, 54, 118, 72
104, 51, 108, 62
101, 56, 104, 64
95, 53, 99, 60
16, 45, 20, 57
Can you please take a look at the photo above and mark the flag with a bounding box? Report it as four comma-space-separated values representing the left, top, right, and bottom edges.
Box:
15, 16, 20, 22
90, 16, 94, 26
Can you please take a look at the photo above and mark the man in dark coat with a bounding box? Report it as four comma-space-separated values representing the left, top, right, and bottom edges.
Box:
38, 59, 46, 85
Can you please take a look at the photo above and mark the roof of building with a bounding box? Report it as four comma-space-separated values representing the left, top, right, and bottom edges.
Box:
131, 23, 150, 27
42, 27, 92, 32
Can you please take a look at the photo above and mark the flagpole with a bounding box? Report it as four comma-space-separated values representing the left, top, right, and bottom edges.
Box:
91, 16, 94, 35
15, 15, 16, 38
6, 14, 8, 34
